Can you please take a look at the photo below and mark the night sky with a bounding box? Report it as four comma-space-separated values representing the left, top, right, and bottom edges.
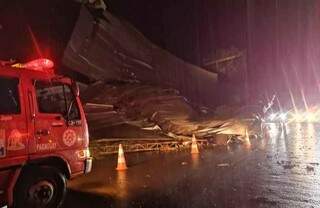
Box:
108, 0, 248, 66
0, 0, 80, 63
109, 0, 320, 107
1, 0, 320, 107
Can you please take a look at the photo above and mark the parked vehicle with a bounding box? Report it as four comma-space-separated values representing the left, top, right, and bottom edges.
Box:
0, 58, 92, 208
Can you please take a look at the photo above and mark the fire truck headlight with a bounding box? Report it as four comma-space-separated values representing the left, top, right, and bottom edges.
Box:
77, 148, 91, 159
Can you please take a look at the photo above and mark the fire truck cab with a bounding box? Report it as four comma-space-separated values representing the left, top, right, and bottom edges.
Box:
0, 59, 92, 208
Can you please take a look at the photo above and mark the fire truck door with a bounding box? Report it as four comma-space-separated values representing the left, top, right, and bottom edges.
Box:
0, 76, 28, 167
33, 81, 81, 153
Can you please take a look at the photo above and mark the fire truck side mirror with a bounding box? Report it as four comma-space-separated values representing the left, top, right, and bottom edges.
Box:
72, 81, 80, 97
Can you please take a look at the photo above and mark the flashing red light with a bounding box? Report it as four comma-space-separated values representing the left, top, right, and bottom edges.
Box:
23, 58, 54, 72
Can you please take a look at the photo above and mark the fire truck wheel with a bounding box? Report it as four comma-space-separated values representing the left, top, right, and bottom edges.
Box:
14, 166, 67, 208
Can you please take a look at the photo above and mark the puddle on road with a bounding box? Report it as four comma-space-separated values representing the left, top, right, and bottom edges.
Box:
66, 123, 320, 207
116, 171, 129, 207
191, 153, 200, 169
116, 171, 128, 198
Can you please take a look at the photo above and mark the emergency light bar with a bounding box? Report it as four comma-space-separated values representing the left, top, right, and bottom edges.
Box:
11, 58, 54, 73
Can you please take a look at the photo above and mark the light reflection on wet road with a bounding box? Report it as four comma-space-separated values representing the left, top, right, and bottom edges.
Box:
63, 123, 320, 208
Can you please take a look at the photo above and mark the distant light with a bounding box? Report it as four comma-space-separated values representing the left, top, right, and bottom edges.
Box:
290, 111, 316, 123
306, 112, 316, 122
292, 112, 304, 122
279, 113, 286, 121
269, 113, 277, 121
268, 123, 278, 137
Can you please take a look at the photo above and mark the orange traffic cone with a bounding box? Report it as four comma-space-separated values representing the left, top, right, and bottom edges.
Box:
116, 144, 127, 171
191, 134, 199, 154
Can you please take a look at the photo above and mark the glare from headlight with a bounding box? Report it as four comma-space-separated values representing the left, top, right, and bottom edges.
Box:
306, 112, 316, 122
269, 113, 277, 121
279, 113, 286, 121
292, 113, 304, 122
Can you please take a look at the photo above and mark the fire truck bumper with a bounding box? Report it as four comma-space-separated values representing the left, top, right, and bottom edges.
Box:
84, 157, 93, 174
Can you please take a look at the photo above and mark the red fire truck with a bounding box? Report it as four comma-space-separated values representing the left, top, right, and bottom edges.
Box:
0, 59, 92, 208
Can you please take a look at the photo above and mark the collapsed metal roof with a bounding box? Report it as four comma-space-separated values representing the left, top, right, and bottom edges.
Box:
63, 7, 249, 140
63, 7, 219, 107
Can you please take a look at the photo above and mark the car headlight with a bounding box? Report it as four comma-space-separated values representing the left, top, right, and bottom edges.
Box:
279, 113, 286, 121
269, 113, 277, 121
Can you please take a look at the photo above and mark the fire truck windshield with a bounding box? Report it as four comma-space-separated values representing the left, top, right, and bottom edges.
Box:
35, 81, 80, 120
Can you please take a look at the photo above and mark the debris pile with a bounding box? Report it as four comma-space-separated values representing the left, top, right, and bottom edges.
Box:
82, 81, 252, 141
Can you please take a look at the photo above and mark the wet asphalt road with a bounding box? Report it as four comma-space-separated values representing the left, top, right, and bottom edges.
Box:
63, 123, 320, 208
